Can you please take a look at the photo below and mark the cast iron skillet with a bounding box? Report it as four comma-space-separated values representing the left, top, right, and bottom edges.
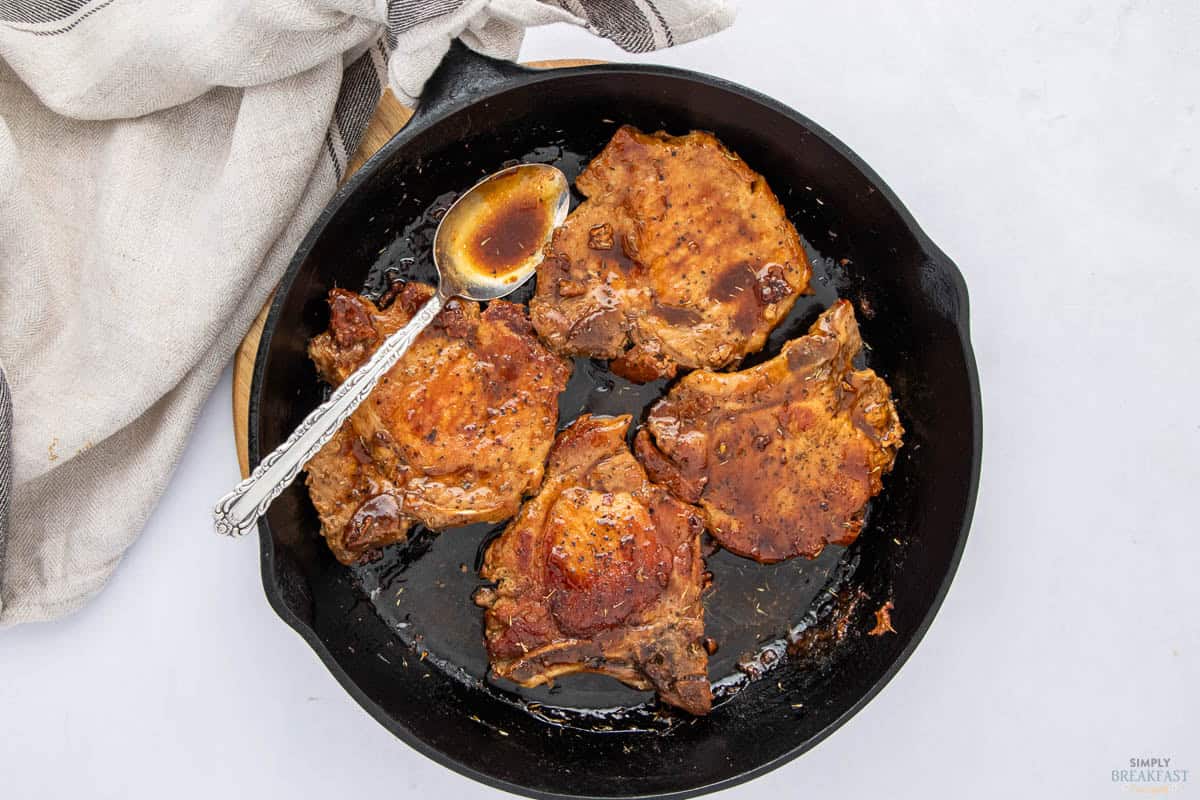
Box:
249, 42, 982, 800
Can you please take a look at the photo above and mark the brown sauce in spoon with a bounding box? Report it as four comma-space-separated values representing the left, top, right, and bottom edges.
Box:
438, 167, 565, 287
466, 196, 547, 279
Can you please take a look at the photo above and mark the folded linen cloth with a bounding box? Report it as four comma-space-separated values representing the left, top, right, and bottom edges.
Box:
0, 0, 733, 626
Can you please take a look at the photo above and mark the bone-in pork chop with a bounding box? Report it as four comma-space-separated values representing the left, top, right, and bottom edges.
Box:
304, 283, 572, 564
635, 300, 903, 563
475, 414, 712, 715
531, 126, 811, 382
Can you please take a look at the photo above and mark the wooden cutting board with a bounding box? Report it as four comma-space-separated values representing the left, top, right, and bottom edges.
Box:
232, 60, 599, 477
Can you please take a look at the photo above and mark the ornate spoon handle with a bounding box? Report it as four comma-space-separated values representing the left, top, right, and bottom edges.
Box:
213, 292, 446, 537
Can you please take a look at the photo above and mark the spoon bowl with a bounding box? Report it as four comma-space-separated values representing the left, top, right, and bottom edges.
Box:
434, 163, 570, 300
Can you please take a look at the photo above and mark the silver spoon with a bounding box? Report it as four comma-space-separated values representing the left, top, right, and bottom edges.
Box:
213, 163, 570, 537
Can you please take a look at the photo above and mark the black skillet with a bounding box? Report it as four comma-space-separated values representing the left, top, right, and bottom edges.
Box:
248, 41, 982, 800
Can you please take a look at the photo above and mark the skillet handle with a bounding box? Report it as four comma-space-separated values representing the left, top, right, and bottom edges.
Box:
416, 40, 539, 120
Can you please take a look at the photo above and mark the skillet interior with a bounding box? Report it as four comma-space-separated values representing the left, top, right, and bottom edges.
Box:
250, 52, 980, 800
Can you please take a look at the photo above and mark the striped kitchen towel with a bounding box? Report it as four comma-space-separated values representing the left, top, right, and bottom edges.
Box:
0, 0, 733, 626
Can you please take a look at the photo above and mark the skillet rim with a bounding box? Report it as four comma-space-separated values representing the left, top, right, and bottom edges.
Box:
248, 59, 983, 800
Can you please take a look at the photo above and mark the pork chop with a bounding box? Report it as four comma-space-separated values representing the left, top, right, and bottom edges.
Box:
635, 300, 903, 562
475, 414, 712, 715
305, 283, 572, 564
530, 126, 811, 382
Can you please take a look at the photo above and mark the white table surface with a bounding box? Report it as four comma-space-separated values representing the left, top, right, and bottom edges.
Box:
4, 4, 1199, 798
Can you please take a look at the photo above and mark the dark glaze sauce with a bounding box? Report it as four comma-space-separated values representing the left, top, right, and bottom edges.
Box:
436, 165, 564, 286
706, 261, 799, 337
708, 262, 758, 302
349, 135, 881, 733
652, 301, 704, 326
466, 197, 546, 278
